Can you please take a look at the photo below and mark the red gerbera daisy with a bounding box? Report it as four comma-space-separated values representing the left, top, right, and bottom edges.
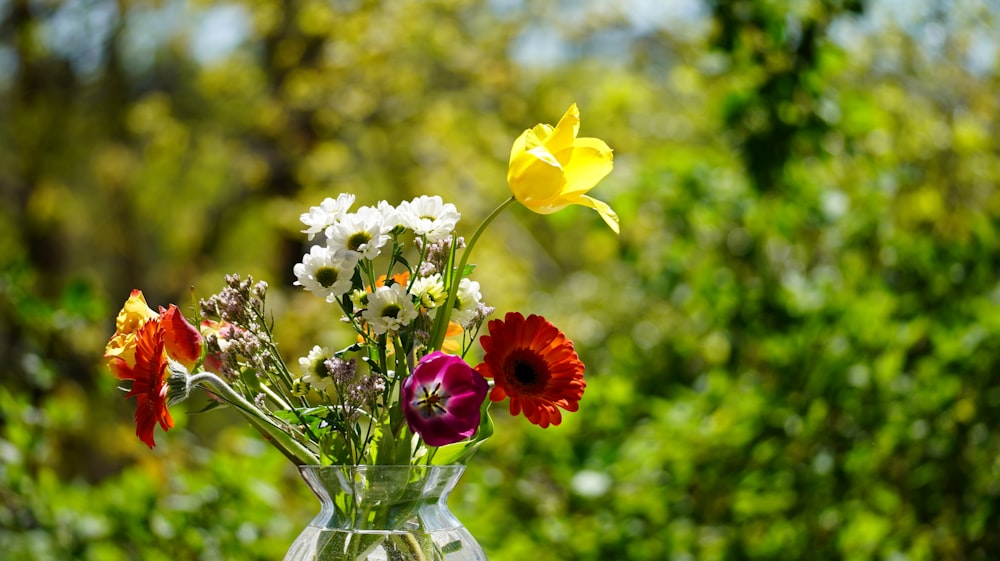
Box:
475, 312, 585, 428
108, 319, 174, 448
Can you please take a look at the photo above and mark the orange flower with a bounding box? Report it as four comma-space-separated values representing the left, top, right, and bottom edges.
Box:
104, 289, 158, 368
475, 312, 585, 428
375, 271, 411, 288
442, 321, 463, 355
104, 291, 203, 370
108, 319, 174, 448
104, 290, 203, 448
159, 304, 203, 370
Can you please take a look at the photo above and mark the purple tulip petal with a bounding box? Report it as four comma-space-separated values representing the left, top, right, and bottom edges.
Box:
402, 351, 488, 446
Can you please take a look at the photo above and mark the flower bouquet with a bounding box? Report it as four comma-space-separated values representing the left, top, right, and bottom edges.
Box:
104, 104, 616, 560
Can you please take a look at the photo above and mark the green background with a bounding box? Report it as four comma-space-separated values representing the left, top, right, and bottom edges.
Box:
2, 0, 1000, 559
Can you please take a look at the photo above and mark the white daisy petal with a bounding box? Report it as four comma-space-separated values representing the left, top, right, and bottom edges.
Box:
362, 284, 418, 335
410, 274, 446, 309
326, 206, 392, 260
373, 200, 402, 230
293, 246, 359, 301
397, 195, 461, 242
450, 278, 483, 329
300, 193, 355, 240
299, 345, 334, 391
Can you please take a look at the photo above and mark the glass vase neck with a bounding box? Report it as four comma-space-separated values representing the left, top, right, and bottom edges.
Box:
298, 465, 467, 531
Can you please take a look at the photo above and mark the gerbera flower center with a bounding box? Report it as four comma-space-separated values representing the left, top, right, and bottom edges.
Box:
315, 267, 338, 288
513, 360, 537, 385
382, 304, 401, 319
347, 232, 372, 251
504, 350, 549, 392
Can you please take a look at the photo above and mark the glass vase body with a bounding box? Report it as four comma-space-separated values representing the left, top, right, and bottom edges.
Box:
282, 465, 488, 561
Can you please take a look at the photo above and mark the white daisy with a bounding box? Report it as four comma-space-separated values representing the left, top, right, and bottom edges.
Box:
293, 246, 359, 302
410, 273, 446, 309
449, 277, 483, 329
299, 345, 334, 392
325, 206, 391, 260
362, 283, 418, 335
397, 195, 461, 242
372, 200, 402, 231
300, 193, 355, 240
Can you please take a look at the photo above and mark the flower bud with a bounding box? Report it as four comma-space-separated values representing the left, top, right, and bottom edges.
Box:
166, 359, 192, 406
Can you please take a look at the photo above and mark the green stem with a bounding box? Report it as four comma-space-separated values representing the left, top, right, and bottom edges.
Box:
403, 532, 428, 561
189, 372, 319, 465
258, 382, 291, 410
428, 196, 516, 349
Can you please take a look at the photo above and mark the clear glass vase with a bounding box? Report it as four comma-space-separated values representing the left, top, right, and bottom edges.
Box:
282, 465, 488, 561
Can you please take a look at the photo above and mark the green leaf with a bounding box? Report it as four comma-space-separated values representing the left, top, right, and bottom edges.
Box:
334, 343, 362, 357
430, 402, 494, 466
239, 368, 263, 394
369, 417, 396, 465
395, 425, 416, 465
273, 406, 343, 437
319, 432, 351, 466
188, 399, 224, 414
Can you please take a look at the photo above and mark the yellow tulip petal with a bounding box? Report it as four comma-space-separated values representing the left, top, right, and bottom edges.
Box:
508, 103, 616, 231
508, 129, 531, 168
561, 140, 614, 197
508, 129, 555, 182
530, 123, 554, 144
544, 103, 580, 156
526, 145, 562, 169
576, 195, 620, 234
511, 158, 567, 212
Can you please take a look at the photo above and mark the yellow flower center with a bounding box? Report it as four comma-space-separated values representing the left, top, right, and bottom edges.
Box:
347, 232, 372, 251
315, 267, 338, 288
313, 361, 331, 379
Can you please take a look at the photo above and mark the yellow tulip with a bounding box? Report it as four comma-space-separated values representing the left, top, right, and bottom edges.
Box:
507, 103, 618, 234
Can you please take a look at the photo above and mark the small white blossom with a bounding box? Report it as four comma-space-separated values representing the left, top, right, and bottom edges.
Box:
450, 278, 483, 329
363, 284, 418, 335
293, 246, 359, 302
410, 274, 446, 309
300, 194, 355, 240
299, 345, 334, 391
349, 288, 368, 313
372, 201, 402, 231
397, 195, 461, 242
326, 206, 391, 260
290, 378, 311, 397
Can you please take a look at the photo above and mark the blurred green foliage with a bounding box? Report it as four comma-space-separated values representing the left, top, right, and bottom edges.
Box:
2, 0, 1000, 560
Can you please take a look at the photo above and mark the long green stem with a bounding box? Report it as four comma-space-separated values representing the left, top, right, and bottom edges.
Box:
428, 196, 516, 349
189, 372, 319, 465
258, 382, 291, 411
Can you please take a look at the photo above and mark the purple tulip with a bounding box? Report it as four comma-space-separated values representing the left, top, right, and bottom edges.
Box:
402, 351, 488, 447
